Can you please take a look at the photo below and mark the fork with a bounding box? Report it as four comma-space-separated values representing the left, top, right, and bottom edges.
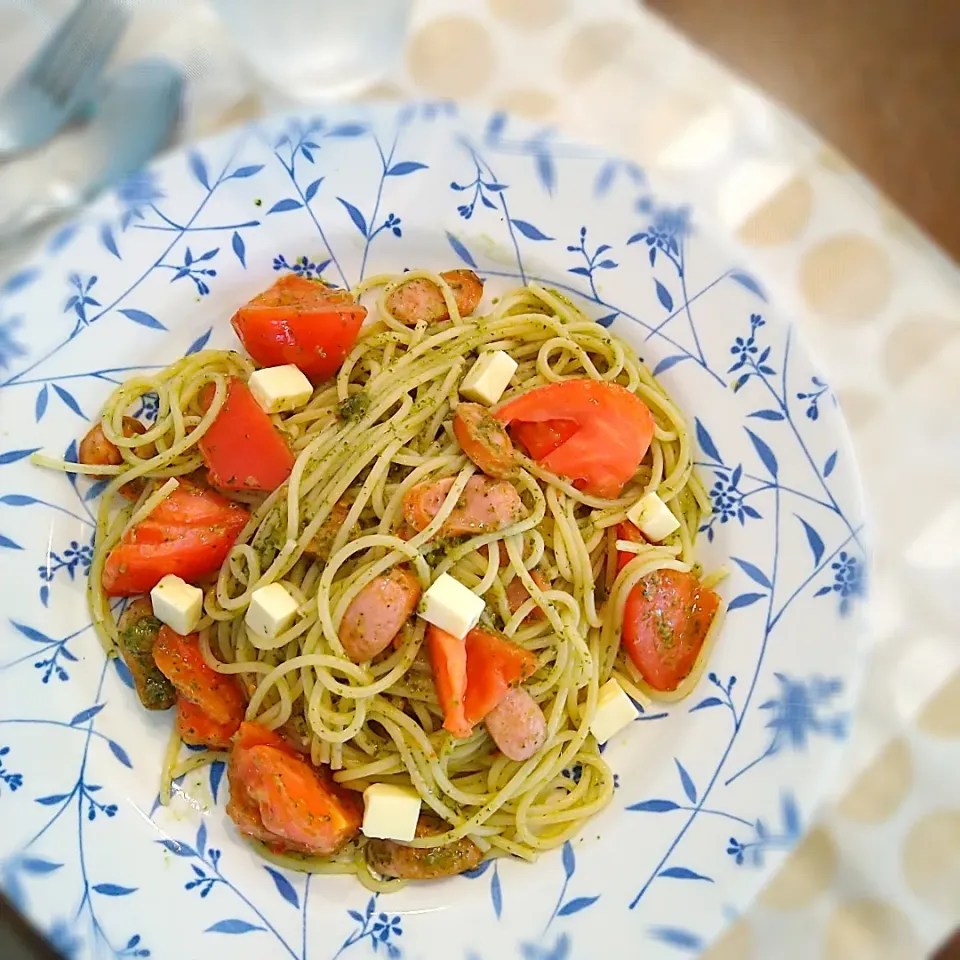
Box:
0, 0, 129, 161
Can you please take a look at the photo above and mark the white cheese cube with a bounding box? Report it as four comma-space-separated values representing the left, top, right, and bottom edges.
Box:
419, 573, 484, 639
627, 492, 681, 542
248, 364, 313, 414
362, 783, 422, 841
150, 575, 203, 636
245, 582, 299, 649
590, 678, 638, 744
460, 350, 518, 406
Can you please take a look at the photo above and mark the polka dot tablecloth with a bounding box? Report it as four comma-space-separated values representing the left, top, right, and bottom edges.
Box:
2, 1, 959, 957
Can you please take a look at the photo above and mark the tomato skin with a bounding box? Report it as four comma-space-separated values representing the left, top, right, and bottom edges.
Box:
177, 696, 238, 749
619, 566, 720, 692
495, 379, 655, 499
462, 628, 537, 725
199, 378, 296, 492
426, 624, 471, 738
231, 274, 367, 383
511, 420, 578, 460
101, 484, 248, 596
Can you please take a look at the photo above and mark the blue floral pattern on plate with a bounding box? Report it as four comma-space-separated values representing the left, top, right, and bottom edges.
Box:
0, 103, 867, 959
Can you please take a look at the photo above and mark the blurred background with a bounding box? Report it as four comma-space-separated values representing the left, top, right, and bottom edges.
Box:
0, 1, 957, 958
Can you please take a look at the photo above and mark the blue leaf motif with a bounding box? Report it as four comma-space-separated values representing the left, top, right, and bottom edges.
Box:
157, 839, 196, 857
0, 534, 21, 550
562, 840, 575, 879
265, 866, 299, 908
648, 927, 704, 950
728, 592, 765, 611
93, 884, 137, 896
187, 328, 213, 355
108, 739, 132, 769
729, 271, 767, 301
534, 150, 555, 195
348, 910, 364, 923
491, 867, 502, 919
694, 418, 721, 463
35, 794, 69, 805
268, 198, 304, 214
745, 428, 779, 477
119, 309, 166, 331
485, 112, 507, 140
209, 760, 225, 803
386, 161, 428, 176
113, 656, 134, 690
337, 198, 368, 237
69, 705, 104, 726
188, 151, 210, 190
327, 123, 366, 137
675, 759, 697, 803
304, 178, 324, 203
655, 280, 674, 312
48, 224, 78, 253
658, 867, 713, 882
558, 895, 600, 916
0, 494, 38, 506
0, 447, 39, 465
231, 231, 246, 268
626, 799, 681, 812
228, 164, 264, 180
796, 516, 825, 566
19, 858, 62, 874
652, 355, 688, 377
205, 920, 266, 935
782, 793, 801, 837
2, 267, 40, 295
446, 232, 478, 269
596, 312, 618, 327
12, 621, 50, 643
85, 478, 110, 501
100, 224, 120, 260
511, 219, 554, 241
824, 451, 838, 477
594, 161, 616, 197
748, 409, 785, 421
463, 859, 492, 878
35, 385, 48, 421
689, 697, 724, 713
196, 822, 207, 856
731, 557, 773, 589
53, 384, 85, 418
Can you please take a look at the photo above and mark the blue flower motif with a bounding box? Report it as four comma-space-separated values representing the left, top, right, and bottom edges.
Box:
64, 274, 101, 328
38, 539, 93, 584
0, 313, 26, 371
272, 253, 332, 280
760, 673, 847, 751
825, 551, 864, 616
115, 169, 165, 229
162, 247, 219, 296
796, 376, 830, 421
450, 159, 507, 220
118, 933, 151, 958
133, 391, 159, 423
0, 745, 24, 794
372, 912, 402, 943
699, 465, 761, 541
627, 203, 691, 267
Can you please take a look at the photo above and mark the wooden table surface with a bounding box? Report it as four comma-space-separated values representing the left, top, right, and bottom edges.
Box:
649, 0, 960, 262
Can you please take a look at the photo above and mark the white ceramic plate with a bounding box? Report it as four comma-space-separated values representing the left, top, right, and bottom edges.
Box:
0, 103, 867, 960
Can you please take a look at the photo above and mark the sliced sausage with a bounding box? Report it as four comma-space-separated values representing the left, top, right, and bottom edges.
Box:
116, 597, 175, 710
386, 269, 483, 325
339, 566, 422, 662
484, 687, 547, 762
505, 569, 550, 622
403, 476, 521, 538
366, 816, 484, 879
304, 500, 352, 562
453, 403, 517, 479
79, 417, 156, 500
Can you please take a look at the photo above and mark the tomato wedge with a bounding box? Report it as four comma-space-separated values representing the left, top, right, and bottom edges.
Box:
102, 483, 248, 596
511, 420, 578, 460
226, 722, 362, 856
231, 274, 367, 383
176, 696, 238, 749
463, 627, 537, 725
427, 625, 537, 737
616, 522, 720, 692
199, 378, 296, 492
495, 379, 655, 499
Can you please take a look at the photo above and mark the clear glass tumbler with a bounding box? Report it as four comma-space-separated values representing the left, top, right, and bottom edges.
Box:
207, 0, 412, 104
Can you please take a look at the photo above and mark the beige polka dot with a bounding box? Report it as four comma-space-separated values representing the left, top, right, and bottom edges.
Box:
701, 918, 752, 960
494, 88, 558, 120
488, 0, 570, 30
800, 234, 893, 323
836, 736, 912, 823
918, 669, 960, 737
561, 21, 635, 85
758, 826, 837, 909
356, 80, 405, 101
834, 387, 882, 430
882, 313, 960, 385
903, 809, 960, 914
407, 17, 496, 98
824, 899, 921, 960
737, 176, 814, 246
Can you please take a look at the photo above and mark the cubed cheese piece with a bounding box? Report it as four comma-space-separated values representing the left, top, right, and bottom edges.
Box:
460, 350, 518, 406
419, 573, 485, 639
627, 492, 681, 542
362, 783, 422, 841
245, 582, 299, 649
248, 364, 313, 414
589, 678, 638, 744
150, 575, 203, 636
